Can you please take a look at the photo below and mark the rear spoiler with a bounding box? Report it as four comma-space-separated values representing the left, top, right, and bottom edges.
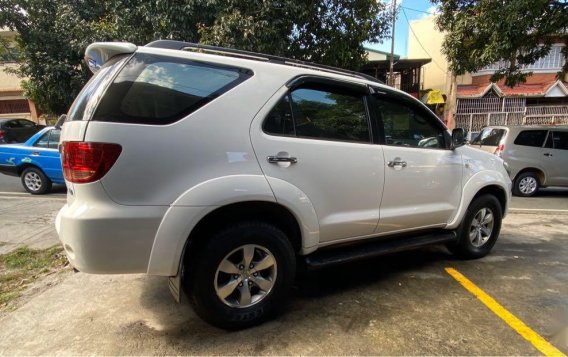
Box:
84, 42, 137, 73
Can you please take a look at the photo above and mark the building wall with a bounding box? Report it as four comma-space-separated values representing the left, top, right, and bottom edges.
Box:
407, 17, 473, 93
0, 29, 35, 122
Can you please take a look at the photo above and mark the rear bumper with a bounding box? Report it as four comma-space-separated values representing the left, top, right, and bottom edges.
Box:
0, 164, 19, 177
56, 198, 167, 274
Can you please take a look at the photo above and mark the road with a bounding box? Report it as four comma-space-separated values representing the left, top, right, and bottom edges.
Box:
0, 212, 567, 355
0, 173, 66, 196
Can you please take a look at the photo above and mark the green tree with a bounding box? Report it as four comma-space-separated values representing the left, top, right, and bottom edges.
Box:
200, 0, 391, 70
433, 0, 568, 87
1, 0, 391, 114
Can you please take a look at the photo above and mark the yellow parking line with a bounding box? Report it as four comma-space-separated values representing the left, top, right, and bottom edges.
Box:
445, 267, 565, 357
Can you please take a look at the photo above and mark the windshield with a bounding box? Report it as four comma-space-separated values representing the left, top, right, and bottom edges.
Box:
471, 128, 506, 146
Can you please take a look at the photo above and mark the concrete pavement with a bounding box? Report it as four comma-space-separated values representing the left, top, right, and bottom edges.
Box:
0, 212, 567, 355
0, 196, 64, 254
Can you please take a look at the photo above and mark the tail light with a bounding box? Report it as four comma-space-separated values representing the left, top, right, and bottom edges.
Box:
61, 142, 122, 183
494, 144, 505, 157
0, 130, 5, 139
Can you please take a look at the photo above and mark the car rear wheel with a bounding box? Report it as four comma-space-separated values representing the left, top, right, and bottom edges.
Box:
447, 194, 502, 259
21, 167, 52, 195
513, 172, 539, 197
185, 221, 296, 329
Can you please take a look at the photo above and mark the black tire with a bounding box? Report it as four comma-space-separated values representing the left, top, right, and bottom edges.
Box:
447, 194, 502, 259
21, 167, 52, 195
512, 171, 539, 197
185, 221, 296, 329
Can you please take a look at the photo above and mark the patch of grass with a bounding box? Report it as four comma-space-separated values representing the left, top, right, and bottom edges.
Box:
0, 246, 69, 309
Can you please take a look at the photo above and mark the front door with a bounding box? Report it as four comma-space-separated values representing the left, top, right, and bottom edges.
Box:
251, 80, 384, 244
371, 91, 462, 234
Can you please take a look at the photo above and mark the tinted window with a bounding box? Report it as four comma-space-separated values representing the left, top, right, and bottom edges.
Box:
4, 120, 20, 128
551, 131, 568, 150
514, 130, 548, 147
92, 53, 252, 125
67, 56, 129, 121
290, 87, 370, 143
263, 86, 371, 143
17, 119, 35, 127
263, 95, 295, 136
376, 98, 444, 148
471, 128, 506, 146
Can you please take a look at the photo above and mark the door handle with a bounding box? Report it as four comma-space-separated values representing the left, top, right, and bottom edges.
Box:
31, 151, 40, 156
387, 160, 407, 168
267, 156, 298, 164
544, 153, 553, 157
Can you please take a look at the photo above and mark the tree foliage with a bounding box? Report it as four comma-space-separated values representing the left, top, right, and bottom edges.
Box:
433, 0, 568, 87
199, 0, 391, 70
0, 0, 390, 115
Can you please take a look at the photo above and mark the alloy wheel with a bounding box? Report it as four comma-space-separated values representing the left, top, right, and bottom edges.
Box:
214, 244, 277, 308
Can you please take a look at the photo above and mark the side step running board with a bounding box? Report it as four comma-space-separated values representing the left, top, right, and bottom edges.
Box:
304, 230, 457, 269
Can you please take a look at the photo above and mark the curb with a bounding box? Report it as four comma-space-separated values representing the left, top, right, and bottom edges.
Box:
508, 208, 568, 215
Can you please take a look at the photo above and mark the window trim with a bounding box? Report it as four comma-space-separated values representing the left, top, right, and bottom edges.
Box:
262, 79, 375, 145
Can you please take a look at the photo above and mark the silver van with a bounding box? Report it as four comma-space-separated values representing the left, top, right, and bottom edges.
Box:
470, 125, 568, 196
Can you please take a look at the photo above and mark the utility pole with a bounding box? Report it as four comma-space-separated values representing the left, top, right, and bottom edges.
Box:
389, 0, 396, 87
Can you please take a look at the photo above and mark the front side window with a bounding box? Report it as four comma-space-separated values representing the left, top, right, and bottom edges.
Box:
471, 128, 506, 146
514, 130, 548, 147
375, 97, 444, 148
263, 85, 371, 144
92, 53, 253, 125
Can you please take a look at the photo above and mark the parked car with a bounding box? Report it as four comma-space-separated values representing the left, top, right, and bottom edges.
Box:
0, 118, 44, 144
0, 126, 63, 194
470, 125, 568, 197
56, 41, 511, 329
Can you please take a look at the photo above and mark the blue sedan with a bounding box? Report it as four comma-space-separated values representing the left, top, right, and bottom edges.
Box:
0, 126, 63, 194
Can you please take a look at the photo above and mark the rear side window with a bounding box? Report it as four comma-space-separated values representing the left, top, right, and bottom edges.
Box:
92, 53, 252, 125
263, 85, 371, 143
471, 128, 506, 146
513, 130, 548, 147
550, 131, 568, 150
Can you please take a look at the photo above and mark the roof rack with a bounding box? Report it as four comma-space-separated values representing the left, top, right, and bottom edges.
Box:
145, 40, 383, 84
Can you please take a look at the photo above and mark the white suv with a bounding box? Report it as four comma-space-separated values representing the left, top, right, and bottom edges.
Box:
56, 41, 511, 329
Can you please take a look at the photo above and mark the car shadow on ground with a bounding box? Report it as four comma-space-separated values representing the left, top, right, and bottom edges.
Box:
132, 246, 457, 352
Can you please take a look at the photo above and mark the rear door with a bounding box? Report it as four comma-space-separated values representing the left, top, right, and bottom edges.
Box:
251, 79, 384, 243
371, 90, 462, 234
543, 130, 568, 186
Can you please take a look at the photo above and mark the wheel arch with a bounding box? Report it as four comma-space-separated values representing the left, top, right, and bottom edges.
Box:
18, 163, 44, 176
447, 171, 510, 229
513, 167, 546, 186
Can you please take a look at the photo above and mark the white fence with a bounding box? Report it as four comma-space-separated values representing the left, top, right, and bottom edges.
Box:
455, 106, 568, 132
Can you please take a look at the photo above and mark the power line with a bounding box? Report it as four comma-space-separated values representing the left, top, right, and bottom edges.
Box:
401, 7, 447, 72
400, 5, 435, 15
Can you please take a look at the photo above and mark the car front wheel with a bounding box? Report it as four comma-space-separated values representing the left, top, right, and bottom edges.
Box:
21, 167, 52, 195
186, 221, 296, 329
448, 194, 502, 259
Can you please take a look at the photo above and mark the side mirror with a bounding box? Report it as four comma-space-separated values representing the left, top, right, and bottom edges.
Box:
55, 114, 66, 129
451, 128, 466, 150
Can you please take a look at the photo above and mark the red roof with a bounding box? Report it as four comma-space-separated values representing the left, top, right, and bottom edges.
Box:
457, 80, 568, 98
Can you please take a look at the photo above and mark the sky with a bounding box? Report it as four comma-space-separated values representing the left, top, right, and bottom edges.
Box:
365, 0, 437, 57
